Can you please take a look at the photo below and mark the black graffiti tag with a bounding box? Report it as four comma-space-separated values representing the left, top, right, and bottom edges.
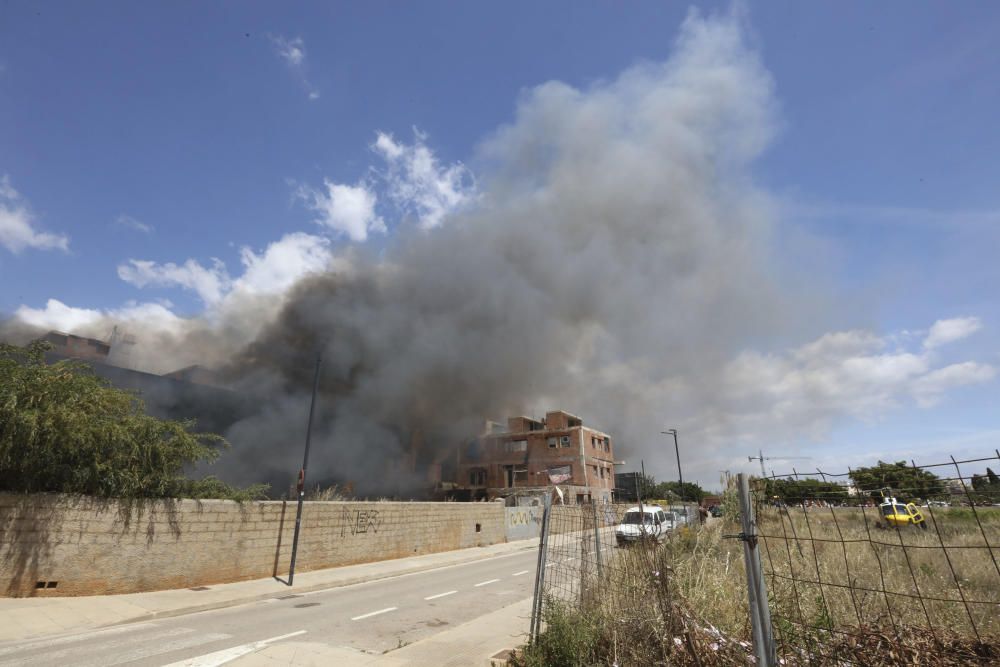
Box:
341, 508, 384, 537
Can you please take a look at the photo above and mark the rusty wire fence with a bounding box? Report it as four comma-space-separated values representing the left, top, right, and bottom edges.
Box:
528, 500, 752, 666
526, 455, 1000, 666
752, 455, 1000, 665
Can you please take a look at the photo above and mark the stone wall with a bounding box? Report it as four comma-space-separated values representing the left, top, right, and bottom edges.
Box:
0, 493, 506, 597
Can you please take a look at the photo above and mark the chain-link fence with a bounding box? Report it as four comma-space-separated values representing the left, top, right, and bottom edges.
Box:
528, 498, 751, 665
524, 454, 1000, 666
752, 456, 1000, 665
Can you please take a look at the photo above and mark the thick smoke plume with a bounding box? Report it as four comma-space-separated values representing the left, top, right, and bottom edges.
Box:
216, 11, 787, 493
6, 12, 797, 492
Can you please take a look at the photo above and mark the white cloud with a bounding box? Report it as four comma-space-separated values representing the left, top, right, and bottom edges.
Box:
270, 35, 319, 100
115, 214, 153, 234
299, 180, 384, 242
0, 176, 69, 253
923, 316, 982, 349
272, 35, 305, 66
372, 130, 475, 229
14, 298, 184, 334
13, 234, 340, 373
717, 322, 994, 434
15, 299, 103, 331
912, 362, 997, 407
117, 258, 232, 305
235, 232, 334, 294
116, 233, 337, 306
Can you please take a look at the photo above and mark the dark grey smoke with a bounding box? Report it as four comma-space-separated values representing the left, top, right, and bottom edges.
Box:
7, 10, 797, 493
208, 10, 787, 495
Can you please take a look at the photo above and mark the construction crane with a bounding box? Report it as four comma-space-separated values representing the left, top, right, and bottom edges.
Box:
747, 450, 811, 479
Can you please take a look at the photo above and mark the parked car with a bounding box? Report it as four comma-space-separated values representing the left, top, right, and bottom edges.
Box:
615, 505, 671, 545
709, 505, 723, 518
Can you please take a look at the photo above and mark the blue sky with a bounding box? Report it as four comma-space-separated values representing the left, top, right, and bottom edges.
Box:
2, 2, 998, 483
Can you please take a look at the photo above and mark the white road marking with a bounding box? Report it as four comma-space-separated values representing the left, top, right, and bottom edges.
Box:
474, 578, 500, 587
0, 623, 157, 657
160, 630, 307, 667
512, 570, 530, 576
351, 607, 398, 621
0, 628, 201, 665
424, 590, 457, 600
91, 633, 232, 667
545, 562, 555, 568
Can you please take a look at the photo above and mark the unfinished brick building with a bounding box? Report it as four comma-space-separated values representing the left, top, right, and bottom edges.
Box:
39, 331, 111, 362
454, 410, 616, 504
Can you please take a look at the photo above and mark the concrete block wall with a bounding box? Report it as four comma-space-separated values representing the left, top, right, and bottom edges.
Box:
0, 494, 506, 597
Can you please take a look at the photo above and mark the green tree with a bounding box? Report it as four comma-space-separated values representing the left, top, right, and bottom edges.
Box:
635, 472, 659, 500
0, 341, 266, 499
848, 460, 945, 501
971, 474, 986, 491
971, 470, 1000, 502
656, 480, 707, 503
762, 478, 848, 504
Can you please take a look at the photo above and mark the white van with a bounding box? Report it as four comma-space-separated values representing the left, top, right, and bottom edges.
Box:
615, 505, 671, 545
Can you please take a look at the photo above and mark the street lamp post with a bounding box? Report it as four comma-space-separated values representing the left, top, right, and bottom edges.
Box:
288, 352, 322, 586
661, 428, 684, 494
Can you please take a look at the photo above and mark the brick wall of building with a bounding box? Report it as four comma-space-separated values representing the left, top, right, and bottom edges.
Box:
0, 493, 506, 597
457, 412, 616, 503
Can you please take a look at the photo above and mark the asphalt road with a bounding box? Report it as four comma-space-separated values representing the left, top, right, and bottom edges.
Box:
0, 548, 541, 667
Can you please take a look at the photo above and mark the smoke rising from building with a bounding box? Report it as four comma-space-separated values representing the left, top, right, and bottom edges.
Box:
13, 11, 989, 492
206, 11, 787, 493
3, 11, 788, 492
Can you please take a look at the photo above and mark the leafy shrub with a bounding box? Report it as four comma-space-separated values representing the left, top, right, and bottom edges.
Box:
0, 341, 265, 500
516, 599, 600, 667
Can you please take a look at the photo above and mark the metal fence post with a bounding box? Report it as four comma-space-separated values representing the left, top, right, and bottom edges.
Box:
591, 501, 603, 577
737, 473, 776, 667
530, 492, 553, 642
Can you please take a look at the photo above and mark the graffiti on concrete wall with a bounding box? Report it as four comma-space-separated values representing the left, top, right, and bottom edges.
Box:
340, 508, 385, 538
505, 506, 542, 540
506, 508, 539, 527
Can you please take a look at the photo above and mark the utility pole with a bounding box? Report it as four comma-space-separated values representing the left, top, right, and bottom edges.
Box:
661, 429, 684, 496
635, 460, 645, 514
288, 352, 323, 585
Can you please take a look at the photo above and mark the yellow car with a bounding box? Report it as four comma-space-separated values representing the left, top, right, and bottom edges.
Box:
878, 498, 927, 529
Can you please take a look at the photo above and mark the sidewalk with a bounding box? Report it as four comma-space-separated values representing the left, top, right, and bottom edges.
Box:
0, 539, 538, 643
228, 597, 532, 666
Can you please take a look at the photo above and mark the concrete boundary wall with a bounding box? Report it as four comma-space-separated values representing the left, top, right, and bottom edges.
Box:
0, 494, 506, 597
504, 506, 542, 541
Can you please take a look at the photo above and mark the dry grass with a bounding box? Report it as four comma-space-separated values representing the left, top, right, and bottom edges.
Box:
755, 506, 1000, 642
516, 506, 1000, 666
515, 534, 756, 667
